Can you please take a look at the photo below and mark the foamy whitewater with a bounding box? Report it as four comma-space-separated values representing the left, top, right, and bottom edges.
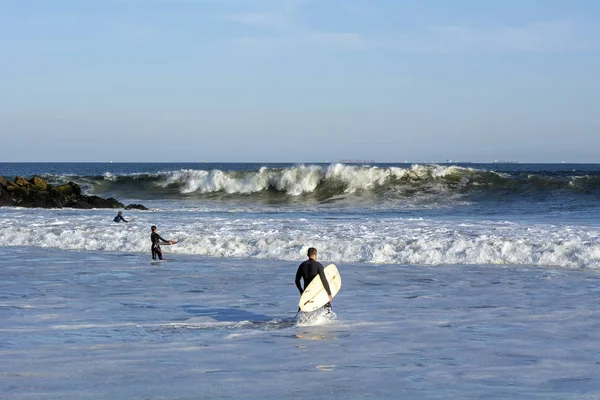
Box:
2, 162, 600, 399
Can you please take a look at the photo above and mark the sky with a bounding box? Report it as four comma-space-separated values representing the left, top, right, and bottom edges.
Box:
1, 0, 599, 163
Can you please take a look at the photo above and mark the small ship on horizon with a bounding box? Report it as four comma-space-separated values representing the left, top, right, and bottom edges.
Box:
339, 159, 376, 164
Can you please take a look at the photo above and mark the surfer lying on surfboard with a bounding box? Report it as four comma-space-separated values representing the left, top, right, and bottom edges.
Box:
151, 225, 176, 260
295, 247, 333, 311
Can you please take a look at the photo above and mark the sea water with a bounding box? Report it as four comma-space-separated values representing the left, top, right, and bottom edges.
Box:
2, 162, 600, 399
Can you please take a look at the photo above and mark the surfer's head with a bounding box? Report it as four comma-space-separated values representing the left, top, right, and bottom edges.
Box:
307, 247, 317, 260
151, 225, 157, 232
117, 211, 122, 216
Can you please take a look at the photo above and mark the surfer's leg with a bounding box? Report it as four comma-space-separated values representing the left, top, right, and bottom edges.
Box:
152, 244, 163, 260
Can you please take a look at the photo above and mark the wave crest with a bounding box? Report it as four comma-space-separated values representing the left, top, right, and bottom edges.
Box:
160, 165, 324, 195
154, 164, 485, 196
36, 163, 600, 203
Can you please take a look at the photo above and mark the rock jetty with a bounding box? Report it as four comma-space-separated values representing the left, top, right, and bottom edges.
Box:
0, 176, 148, 210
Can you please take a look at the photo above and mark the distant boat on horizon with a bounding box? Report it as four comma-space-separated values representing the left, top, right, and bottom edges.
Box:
339, 159, 376, 164
445, 160, 472, 164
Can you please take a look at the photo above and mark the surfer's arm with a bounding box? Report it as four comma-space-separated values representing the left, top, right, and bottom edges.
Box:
318, 267, 332, 296
156, 234, 171, 244
295, 268, 304, 294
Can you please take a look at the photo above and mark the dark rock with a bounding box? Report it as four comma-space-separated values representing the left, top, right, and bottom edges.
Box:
43, 196, 63, 208
0, 185, 14, 206
15, 176, 30, 187
68, 182, 82, 197
29, 176, 48, 191
49, 184, 78, 207
0, 176, 133, 210
125, 203, 149, 211
52, 183, 76, 197
70, 199, 92, 209
0, 198, 13, 207
7, 184, 29, 202
0, 176, 7, 187
85, 196, 124, 209
107, 197, 125, 208
16, 190, 57, 208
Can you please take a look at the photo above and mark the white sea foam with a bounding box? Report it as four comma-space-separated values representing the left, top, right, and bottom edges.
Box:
152, 164, 479, 196
160, 166, 324, 195
296, 308, 337, 326
1, 208, 599, 269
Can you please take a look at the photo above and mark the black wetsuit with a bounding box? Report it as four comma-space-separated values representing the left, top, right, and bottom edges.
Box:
151, 232, 168, 260
113, 215, 128, 223
295, 258, 332, 308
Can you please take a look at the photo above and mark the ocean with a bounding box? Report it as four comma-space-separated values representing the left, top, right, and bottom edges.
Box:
2, 162, 600, 399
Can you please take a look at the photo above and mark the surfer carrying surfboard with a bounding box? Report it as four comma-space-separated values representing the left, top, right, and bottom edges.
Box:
150, 225, 176, 260
295, 247, 333, 310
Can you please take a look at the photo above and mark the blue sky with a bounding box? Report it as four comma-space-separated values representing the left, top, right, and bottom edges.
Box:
1, 0, 599, 162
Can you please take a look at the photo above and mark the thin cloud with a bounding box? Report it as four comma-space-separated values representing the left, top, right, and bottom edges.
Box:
227, 31, 366, 50
306, 32, 367, 48
226, 12, 290, 31
385, 20, 599, 53
224, 4, 366, 50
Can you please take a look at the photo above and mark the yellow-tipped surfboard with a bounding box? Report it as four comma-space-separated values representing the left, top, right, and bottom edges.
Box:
298, 264, 342, 312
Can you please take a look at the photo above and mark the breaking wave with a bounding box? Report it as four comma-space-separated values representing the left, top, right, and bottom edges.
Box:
36, 163, 600, 203
1, 212, 600, 269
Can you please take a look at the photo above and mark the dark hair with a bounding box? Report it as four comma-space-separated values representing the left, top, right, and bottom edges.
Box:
151, 225, 157, 231
307, 247, 317, 258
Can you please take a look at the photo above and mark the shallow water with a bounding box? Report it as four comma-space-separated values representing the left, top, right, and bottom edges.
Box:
2, 247, 600, 399
3, 162, 600, 398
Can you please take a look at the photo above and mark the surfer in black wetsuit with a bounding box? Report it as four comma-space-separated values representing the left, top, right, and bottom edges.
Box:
295, 247, 333, 310
113, 211, 128, 223
151, 225, 175, 260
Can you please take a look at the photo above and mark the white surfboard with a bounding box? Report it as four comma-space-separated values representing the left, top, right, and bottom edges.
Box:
298, 264, 342, 312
